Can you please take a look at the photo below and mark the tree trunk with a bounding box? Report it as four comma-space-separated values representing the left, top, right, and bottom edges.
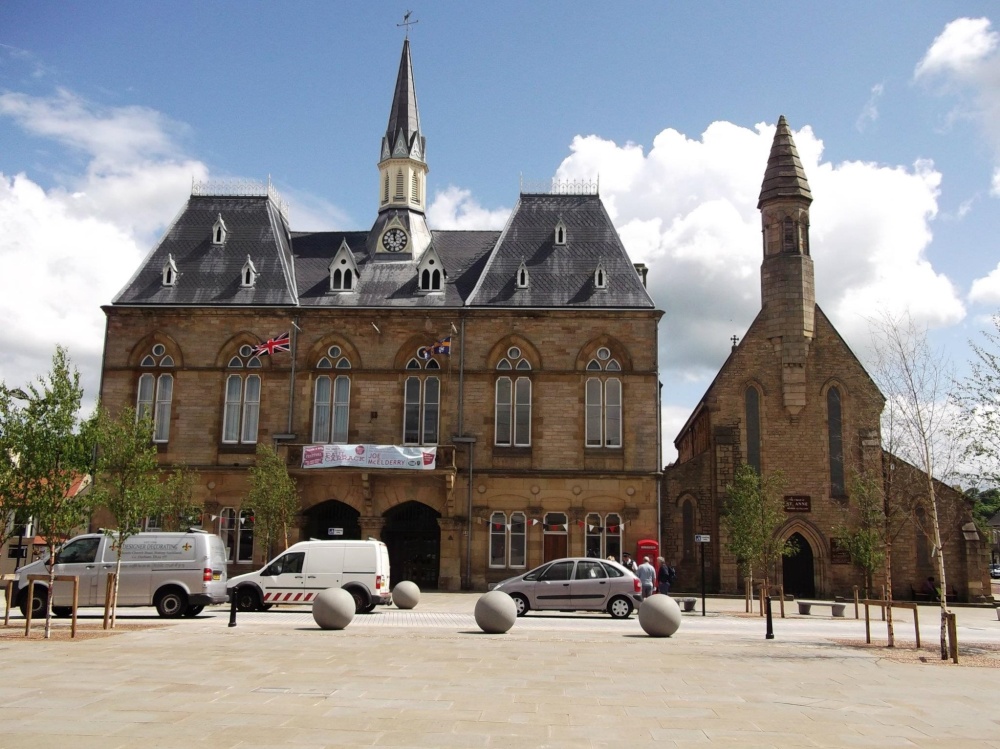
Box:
884, 541, 895, 648
112, 554, 124, 629
928, 488, 949, 660
44, 547, 56, 640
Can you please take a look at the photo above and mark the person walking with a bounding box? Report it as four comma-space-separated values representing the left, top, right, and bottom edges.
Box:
637, 556, 656, 599
657, 557, 675, 595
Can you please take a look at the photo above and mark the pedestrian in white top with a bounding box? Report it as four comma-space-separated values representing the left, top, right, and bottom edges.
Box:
636, 556, 656, 599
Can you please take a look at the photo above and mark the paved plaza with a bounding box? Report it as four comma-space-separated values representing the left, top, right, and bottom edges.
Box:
0, 592, 998, 748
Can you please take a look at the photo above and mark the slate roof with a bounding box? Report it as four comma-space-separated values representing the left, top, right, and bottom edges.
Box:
757, 115, 812, 208
113, 192, 655, 312
114, 196, 296, 306
466, 193, 655, 308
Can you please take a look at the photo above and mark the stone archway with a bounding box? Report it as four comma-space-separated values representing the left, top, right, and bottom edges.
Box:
382, 501, 441, 589
782, 532, 815, 598
303, 500, 361, 541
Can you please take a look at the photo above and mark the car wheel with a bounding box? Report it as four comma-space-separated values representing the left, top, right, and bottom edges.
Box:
184, 605, 204, 617
362, 602, 377, 614
348, 588, 367, 614
52, 606, 73, 618
511, 593, 529, 617
19, 588, 47, 618
608, 595, 633, 619
235, 586, 262, 612
154, 589, 188, 618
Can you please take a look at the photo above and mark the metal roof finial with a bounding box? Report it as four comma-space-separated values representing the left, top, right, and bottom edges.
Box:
398, 10, 418, 39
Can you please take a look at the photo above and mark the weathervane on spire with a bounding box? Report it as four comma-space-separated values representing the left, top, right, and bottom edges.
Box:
398, 10, 418, 38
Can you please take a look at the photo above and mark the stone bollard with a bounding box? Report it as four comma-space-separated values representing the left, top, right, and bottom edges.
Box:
637, 595, 682, 637
312, 588, 356, 630
474, 590, 516, 634
392, 580, 420, 610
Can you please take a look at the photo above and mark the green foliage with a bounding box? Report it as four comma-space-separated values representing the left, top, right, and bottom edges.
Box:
159, 465, 202, 531
246, 443, 299, 562
964, 486, 1000, 536
835, 470, 886, 596
722, 464, 796, 585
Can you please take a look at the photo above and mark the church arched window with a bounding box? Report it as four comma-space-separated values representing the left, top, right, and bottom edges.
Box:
828, 386, 845, 497
745, 386, 761, 474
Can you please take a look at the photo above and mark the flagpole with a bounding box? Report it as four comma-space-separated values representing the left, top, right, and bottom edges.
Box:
287, 316, 299, 435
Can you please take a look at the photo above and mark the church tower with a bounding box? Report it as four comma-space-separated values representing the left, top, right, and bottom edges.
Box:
369, 38, 432, 259
758, 116, 815, 416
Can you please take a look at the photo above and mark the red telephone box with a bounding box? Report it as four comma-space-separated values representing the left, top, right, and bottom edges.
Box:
636, 539, 659, 580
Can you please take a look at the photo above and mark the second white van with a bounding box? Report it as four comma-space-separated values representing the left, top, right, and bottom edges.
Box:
228, 538, 391, 614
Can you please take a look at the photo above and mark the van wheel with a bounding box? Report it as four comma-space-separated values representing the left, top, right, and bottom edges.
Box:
155, 589, 188, 618
184, 605, 204, 617
52, 606, 73, 618
19, 588, 47, 619
362, 602, 377, 614
347, 588, 367, 614
235, 586, 262, 612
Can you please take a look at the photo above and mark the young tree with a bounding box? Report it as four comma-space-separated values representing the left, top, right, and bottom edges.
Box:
0, 347, 96, 638
869, 312, 958, 659
158, 465, 202, 532
835, 470, 885, 600
246, 443, 299, 563
723, 464, 797, 600
89, 406, 162, 626
954, 314, 1000, 488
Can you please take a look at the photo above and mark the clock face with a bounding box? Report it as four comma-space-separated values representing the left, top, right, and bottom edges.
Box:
381, 228, 408, 253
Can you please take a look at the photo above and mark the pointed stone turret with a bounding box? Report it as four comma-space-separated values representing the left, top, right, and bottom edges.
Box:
370, 38, 431, 260
758, 116, 815, 417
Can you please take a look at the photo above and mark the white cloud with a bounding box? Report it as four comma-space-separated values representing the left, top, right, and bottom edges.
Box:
556, 119, 962, 385
969, 262, 1000, 305
856, 83, 884, 132
914, 17, 1000, 197
427, 186, 510, 229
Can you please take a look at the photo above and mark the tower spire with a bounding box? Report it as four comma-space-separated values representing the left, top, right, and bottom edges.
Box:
758, 115, 812, 208
382, 38, 424, 165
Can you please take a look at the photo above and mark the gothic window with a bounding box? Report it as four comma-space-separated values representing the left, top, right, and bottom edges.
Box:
418, 254, 444, 292
222, 346, 262, 444
495, 347, 532, 447
682, 500, 694, 561
516, 261, 529, 289
383, 172, 390, 204
395, 170, 405, 200
212, 214, 228, 245
411, 172, 420, 204
555, 221, 566, 245
594, 262, 608, 289
161, 254, 178, 287
136, 343, 173, 443
745, 386, 761, 474
313, 347, 351, 443
402, 353, 439, 445
241, 256, 257, 288
586, 348, 622, 448
828, 386, 845, 497
783, 216, 795, 252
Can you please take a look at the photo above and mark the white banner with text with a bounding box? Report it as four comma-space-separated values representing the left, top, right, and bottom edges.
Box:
301, 443, 437, 470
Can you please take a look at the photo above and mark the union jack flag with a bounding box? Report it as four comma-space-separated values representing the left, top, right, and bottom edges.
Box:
253, 332, 290, 356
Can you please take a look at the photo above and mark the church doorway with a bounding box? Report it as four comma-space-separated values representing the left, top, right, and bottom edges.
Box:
303, 500, 361, 541
782, 532, 815, 598
382, 501, 440, 589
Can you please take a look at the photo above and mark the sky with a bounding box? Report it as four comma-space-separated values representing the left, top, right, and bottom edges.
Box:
2, 2, 1000, 463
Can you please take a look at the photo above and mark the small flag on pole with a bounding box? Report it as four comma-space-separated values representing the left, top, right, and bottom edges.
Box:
253, 332, 290, 356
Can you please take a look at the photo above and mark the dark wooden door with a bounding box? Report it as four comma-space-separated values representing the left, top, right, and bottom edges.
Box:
782, 532, 815, 598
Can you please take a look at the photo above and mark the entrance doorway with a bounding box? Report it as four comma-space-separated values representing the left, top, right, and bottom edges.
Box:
303, 500, 361, 541
782, 532, 815, 598
382, 502, 440, 589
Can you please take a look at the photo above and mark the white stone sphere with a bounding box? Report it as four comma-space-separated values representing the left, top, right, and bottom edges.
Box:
638, 595, 682, 637
474, 590, 517, 634
312, 587, 356, 630
392, 581, 420, 609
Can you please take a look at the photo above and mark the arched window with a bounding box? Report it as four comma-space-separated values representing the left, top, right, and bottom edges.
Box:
313, 347, 351, 444
495, 348, 532, 447
745, 386, 761, 473
682, 500, 694, 561
585, 348, 621, 448
222, 346, 261, 444
783, 216, 795, 252
136, 344, 173, 443
403, 352, 440, 445
828, 386, 845, 496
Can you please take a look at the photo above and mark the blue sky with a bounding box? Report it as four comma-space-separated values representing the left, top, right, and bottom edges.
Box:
3, 2, 1000, 461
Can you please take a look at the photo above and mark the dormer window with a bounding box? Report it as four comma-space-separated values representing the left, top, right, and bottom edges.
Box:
554, 220, 567, 246
241, 256, 258, 288
329, 239, 359, 292
212, 214, 228, 245
161, 254, 178, 287
516, 261, 529, 289
594, 261, 608, 290
417, 246, 446, 293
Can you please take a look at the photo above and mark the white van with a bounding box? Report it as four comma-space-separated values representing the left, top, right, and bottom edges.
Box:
228, 539, 391, 614
13, 530, 229, 618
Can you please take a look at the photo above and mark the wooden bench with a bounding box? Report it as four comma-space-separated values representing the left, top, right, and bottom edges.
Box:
796, 599, 846, 617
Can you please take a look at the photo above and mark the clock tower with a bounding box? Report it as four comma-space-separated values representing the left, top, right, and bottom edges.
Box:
369, 38, 431, 259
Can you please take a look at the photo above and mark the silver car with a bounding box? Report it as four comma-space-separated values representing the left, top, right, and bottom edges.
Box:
491, 557, 643, 618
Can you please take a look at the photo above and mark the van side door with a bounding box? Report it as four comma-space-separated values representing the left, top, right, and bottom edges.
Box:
302, 546, 344, 603
258, 552, 306, 605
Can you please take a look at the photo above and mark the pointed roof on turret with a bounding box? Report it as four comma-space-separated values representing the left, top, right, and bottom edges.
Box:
757, 115, 812, 208
382, 38, 425, 164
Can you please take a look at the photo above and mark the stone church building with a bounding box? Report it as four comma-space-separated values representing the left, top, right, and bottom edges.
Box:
662, 118, 992, 602
98, 39, 663, 591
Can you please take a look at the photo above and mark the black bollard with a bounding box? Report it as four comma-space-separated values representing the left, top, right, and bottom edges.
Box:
228, 589, 238, 628
765, 594, 774, 640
